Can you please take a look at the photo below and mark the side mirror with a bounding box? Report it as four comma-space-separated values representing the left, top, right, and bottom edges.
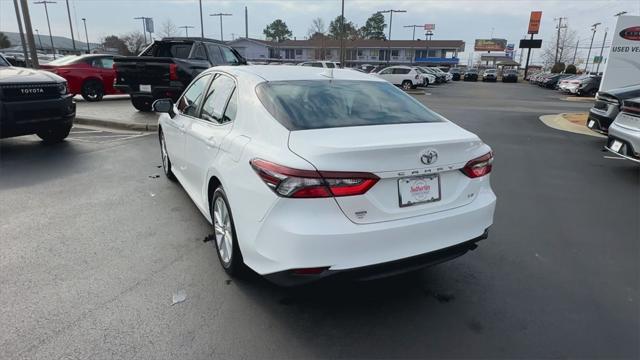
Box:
152, 98, 175, 117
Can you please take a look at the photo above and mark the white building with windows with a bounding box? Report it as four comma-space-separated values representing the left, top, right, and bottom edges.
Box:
228, 38, 464, 67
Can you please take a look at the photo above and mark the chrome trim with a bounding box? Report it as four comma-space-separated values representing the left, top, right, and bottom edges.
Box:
604, 146, 640, 164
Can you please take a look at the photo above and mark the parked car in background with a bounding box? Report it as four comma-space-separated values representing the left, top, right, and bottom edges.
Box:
153, 65, 496, 285
418, 66, 446, 84
40, 54, 121, 102
359, 64, 376, 73
540, 74, 571, 89
374, 66, 428, 89
482, 69, 497, 82
588, 84, 640, 134
114, 37, 245, 111
501, 69, 519, 82
450, 68, 461, 81
573, 75, 601, 97
0, 53, 75, 143
464, 69, 479, 81
299, 61, 341, 68
415, 68, 436, 86
605, 97, 640, 164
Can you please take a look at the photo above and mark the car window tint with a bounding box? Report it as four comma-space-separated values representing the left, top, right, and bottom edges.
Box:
223, 89, 237, 123
206, 44, 224, 64
393, 68, 410, 74
177, 74, 211, 117
200, 75, 235, 123
311, 62, 323, 67
256, 80, 443, 130
379, 68, 392, 74
219, 46, 240, 64
325, 62, 335, 68
193, 45, 207, 60
101, 57, 114, 69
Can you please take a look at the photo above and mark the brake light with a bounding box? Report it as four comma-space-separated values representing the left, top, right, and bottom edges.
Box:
622, 106, 640, 115
461, 152, 493, 178
250, 159, 379, 198
169, 63, 178, 81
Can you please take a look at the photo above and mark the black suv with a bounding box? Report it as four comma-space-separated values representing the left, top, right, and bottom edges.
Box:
0, 54, 75, 143
114, 37, 246, 111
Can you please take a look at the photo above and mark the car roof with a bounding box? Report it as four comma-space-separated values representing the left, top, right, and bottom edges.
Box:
211, 65, 387, 83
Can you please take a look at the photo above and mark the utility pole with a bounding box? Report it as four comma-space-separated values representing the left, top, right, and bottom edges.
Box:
134, 17, 148, 43
199, 0, 204, 38
585, 22, 600, 73
179, 26, 194, 38
339, 0, 344, 67
81, 18, 89, 53
571, 39, 579, 65
404, 25, 422, 41
210, 13, 232, 41
35, 29, 43, 49
19, 0, 39, 67
245, 6, 248, 38
595, 28, 607, 74
64, 0, 76, 51
12, 0, 30, 64
553, 17, 567, 64
378, 9, 406, 63
34, 1, 57, 59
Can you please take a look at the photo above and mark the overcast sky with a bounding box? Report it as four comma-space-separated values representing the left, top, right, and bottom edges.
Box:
1, 0, 638, 64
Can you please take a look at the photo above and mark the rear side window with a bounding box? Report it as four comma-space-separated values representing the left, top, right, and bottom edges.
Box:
177, 74, 211, 116
325, 63, 335, 68
256, 80, 443, 130
206, 44, 224, 64
393, 68, 410, 74
193, 45, 207, 60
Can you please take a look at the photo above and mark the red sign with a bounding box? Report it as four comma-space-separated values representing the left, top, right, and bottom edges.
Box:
619, 26, 640, 41
528, 11, 542, 34
424, 24, 435, 31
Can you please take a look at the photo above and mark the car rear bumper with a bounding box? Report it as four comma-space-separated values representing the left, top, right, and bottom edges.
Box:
115, 85, 183, 101
588, 108, 616, 134
245, 185, 496, 285
605, 121, 640, 163
0, 95, 75, 138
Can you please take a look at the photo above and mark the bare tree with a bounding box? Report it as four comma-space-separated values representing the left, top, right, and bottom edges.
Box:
307, 17, 326, 38
159, 19, 179, 38
540, 27, 578, 68
123, 31, 147, 55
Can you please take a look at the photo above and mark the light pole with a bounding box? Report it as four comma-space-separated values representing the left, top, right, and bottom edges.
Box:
19, 0, 40, 67
595, 28, 608, 74
553, 17, 567, 64
81, 18, 89, 53
12, 0, 30, 63
64, 0, 75, 51
378, 9, 406, 63
134, 17, 149, 43
404, 25, 422, 41
34, 1, 57, 59
584, 22, 600, 73
179, 26, 194, 38
199, 0, 204, 38
210, 13, 232, 41
35, 29, 43, 50
339, 0, 344, 67
614, 11, 627, 17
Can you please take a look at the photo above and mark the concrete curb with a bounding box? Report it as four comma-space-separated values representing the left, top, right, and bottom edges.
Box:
74, 116, 158, 132
539, 113, 605, 138
561, 96, 595, 103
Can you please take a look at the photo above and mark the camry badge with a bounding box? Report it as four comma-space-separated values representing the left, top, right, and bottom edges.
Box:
420, 149, 438, 165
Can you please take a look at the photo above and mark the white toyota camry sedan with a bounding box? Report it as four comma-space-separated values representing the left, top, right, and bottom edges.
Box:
153, 65, 496, 286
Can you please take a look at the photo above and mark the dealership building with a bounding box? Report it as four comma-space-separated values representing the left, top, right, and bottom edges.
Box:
228, 37, 465, 67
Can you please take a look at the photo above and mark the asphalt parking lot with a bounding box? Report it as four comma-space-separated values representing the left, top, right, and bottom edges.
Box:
1, 81, 638, 359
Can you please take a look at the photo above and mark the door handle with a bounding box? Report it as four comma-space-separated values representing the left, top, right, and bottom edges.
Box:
205, 136, 216, 147
177, 123, 186, 132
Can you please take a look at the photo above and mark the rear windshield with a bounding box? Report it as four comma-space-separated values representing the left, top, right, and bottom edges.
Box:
151, 43, 193, 58
255, 80, 443, 130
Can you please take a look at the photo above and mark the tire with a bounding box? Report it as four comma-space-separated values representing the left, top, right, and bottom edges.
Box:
159, 130, 176, 181
131, 96, 153, 112
401, 80, 413, 91
424, 79, 429, 87
37, 124, 71, 144
211, 187, 245, 276
81, 79, 104, 102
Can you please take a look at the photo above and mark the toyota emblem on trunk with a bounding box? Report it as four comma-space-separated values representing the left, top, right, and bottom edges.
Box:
420, 149, 438, 165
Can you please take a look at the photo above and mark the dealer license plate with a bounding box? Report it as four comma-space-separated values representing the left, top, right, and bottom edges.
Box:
139, 84, 151, 93
398, 175, 441, 207
610, 140, 623, 153
587, 120, 595, 128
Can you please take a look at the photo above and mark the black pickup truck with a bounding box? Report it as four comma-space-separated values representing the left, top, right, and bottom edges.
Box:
114, 37, 245, 111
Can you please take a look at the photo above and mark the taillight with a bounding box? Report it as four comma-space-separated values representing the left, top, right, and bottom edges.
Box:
461, 152, 493, 178
250, 159, 378, 198
415, 74, 420, 79
169, 63, 178, 81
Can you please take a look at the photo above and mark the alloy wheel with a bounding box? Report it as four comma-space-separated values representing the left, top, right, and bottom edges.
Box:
214, 197, 233, 266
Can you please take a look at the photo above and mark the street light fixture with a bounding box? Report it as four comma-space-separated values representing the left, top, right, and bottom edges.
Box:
33, 0, 57, 59
81, 18, 90, 53
404, 25, 422, 41
179, 25, 195, 38
378, 9, 406, 63
585, 22, 600, 73
614, 11, 627, 17
210, 13, 232, 41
